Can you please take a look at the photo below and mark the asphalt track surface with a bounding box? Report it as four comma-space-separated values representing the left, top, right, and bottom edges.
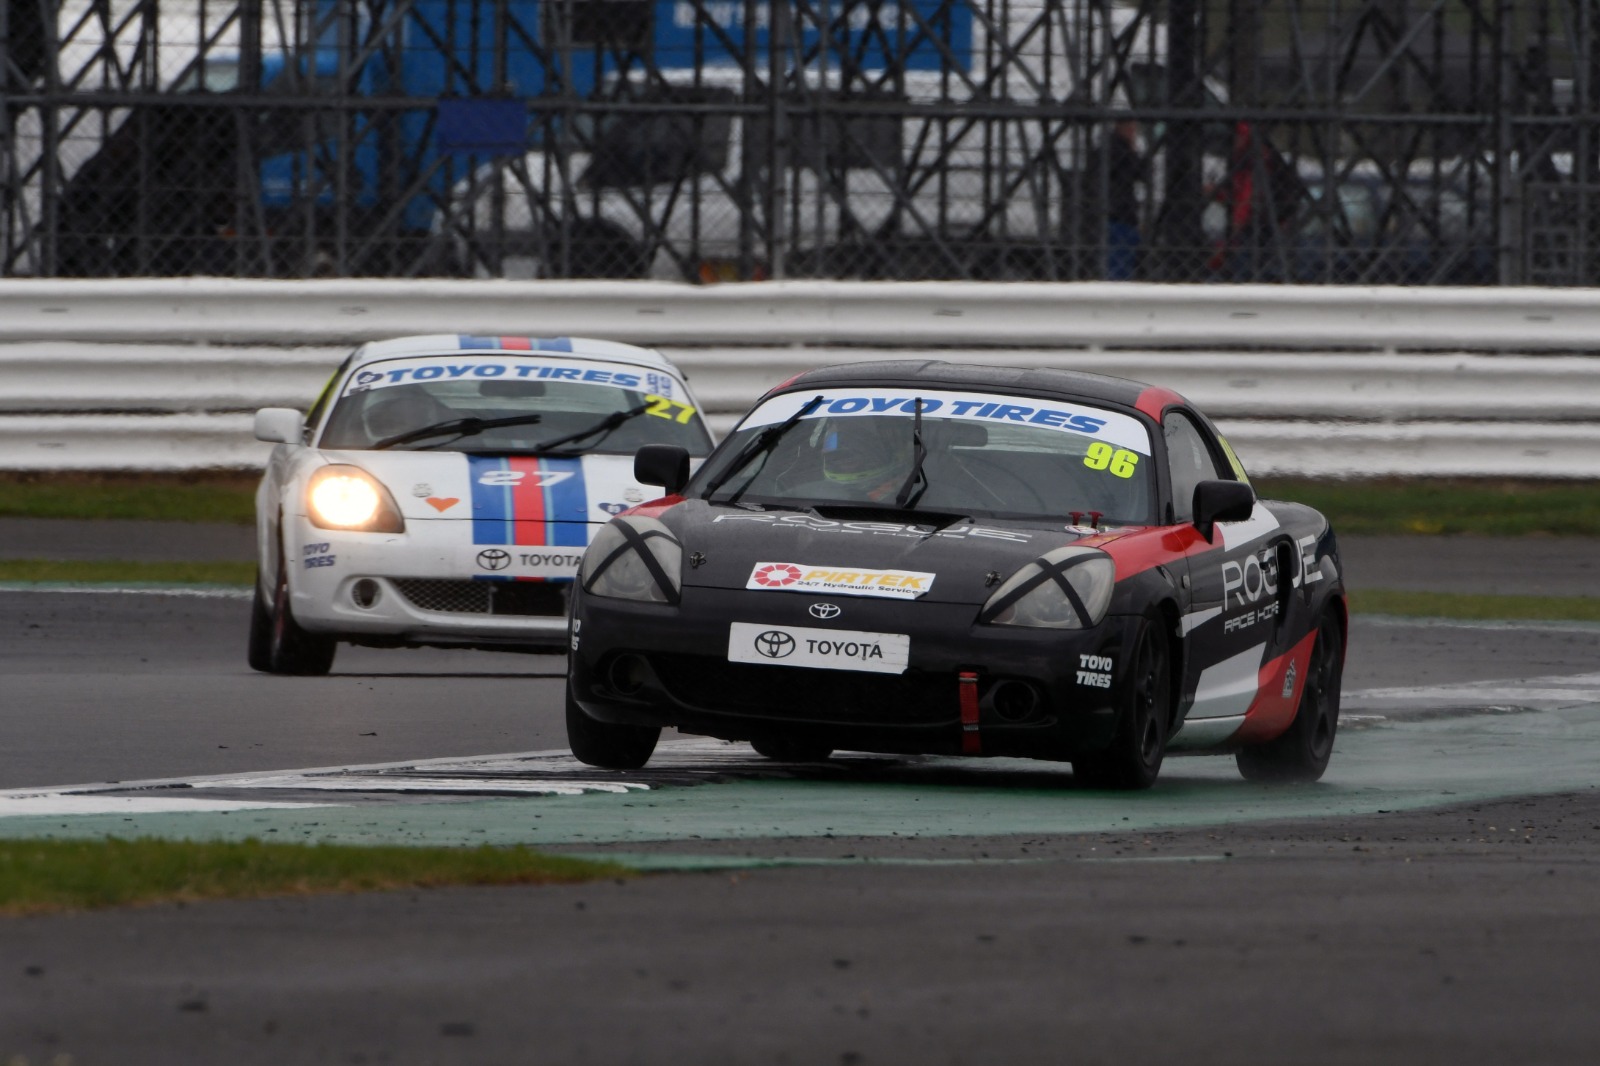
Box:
3, 523, 1600, 1064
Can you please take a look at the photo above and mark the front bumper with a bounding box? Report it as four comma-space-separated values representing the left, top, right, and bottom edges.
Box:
569, 585, 1145, 760
283, 517, 581, 648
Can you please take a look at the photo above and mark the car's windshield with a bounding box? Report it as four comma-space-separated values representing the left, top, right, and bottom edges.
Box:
691, 387, 1154, 524
318, 354, 713, 456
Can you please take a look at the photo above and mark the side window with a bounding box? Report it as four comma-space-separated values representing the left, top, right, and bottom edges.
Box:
303, 352, 357, 440
1164, 411, 1227, 523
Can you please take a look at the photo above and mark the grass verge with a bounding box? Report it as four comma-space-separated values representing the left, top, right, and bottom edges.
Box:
1352, 589, 1600, 624
0, 837, 631, 915
0, 560, 254, 586
0, 471, 256, 524
1254, 477, 1600, 537
3, 474, 1599, 537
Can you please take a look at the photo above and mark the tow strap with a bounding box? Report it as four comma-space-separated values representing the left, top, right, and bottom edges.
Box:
958, 671, 981, 755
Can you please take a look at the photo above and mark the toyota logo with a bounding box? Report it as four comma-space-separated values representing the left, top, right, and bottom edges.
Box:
808, 602, 842, 620
753, 630, 796, 658
476, 549, 511, 571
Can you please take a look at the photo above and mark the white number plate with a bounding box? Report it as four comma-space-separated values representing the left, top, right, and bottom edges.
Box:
728, 622, 909, 675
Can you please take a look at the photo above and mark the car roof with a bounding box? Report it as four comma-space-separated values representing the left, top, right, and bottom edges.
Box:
350, 335, 676, 370
773, 360, 1167, 413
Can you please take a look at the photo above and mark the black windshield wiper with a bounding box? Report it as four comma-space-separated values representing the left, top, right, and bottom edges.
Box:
371, 413, 543, 451
893, 397, 929, 509
702, 395, 825, 500
523, 402, 651, 455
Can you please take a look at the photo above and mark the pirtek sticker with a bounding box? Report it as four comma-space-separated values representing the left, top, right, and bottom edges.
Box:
745, 562, 935, 600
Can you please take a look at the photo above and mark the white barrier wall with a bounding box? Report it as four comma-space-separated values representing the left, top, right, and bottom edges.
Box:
4, 280, 1600, 476
8, 278, 1600, 349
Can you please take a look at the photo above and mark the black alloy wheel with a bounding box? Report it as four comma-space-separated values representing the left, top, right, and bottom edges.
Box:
1073, 614, 1171, 790
251, 539, 337, 676
1236, 610, 1344, 783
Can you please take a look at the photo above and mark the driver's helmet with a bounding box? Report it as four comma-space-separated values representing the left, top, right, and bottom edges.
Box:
820, 417, 910, 486
362, 385, 444, 443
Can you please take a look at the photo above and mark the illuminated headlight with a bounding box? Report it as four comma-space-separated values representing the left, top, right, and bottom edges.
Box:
307, 466, 405, 532
979, 546, 1116, 629
580, 516, 683, 603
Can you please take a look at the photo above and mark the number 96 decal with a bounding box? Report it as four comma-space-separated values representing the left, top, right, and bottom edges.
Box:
1083, 441, 1140, 479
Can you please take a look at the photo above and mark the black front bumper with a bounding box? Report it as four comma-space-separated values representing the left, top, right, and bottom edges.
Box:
569, 585, 1142, 761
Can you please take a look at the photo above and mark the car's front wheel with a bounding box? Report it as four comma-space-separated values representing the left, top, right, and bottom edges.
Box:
565, 689, 660, 769
1236, 610, 1343, 783
1072, 614, 1172, 790
248, 548, 336, 676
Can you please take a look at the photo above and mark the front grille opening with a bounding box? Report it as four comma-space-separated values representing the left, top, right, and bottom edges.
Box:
393, 579, 568, 617
647, 655, 958, 725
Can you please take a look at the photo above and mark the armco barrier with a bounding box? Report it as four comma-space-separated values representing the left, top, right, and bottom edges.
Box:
6, 279, 1600, 350
4, 280, 1600, 476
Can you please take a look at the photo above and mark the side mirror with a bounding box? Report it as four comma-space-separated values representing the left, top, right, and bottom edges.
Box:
254, 407, 305, 444
1192, 480, 1255, 542
634, 444, 691, 496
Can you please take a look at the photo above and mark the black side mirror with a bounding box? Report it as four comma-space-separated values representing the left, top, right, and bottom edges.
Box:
634, 444, 691, 496
1192, 480, 1256, 542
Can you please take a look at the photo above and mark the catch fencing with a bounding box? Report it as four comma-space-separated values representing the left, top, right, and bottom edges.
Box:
4, 279, 1600, 477
6, 0, 1599, 286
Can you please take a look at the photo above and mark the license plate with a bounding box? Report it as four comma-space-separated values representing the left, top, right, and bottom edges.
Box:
727, 622, 909, 675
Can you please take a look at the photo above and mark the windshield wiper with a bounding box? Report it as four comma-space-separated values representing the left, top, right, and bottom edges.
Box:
522, 402, 651, 455
371, 413, 544, 451
893, 397, 929, 509
702, 395, 825, 500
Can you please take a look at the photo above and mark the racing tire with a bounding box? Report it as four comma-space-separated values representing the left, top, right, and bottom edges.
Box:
1236, 611, 1343, 783
751, 738, 833, 762
565, 689, 660, 770
253, 547, 337, 676
1072, 614, 1171, 791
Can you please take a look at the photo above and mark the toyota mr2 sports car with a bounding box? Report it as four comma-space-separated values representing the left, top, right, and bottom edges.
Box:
566, 360, 1346, 790
249, 335, 712, 675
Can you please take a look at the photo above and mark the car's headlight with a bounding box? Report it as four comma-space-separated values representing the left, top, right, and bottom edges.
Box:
307, 465, 405, 532
979, 546, 1115, 629
580, 516, 682, 603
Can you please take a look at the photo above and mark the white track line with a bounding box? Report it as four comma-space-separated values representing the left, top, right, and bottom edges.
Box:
6, 671, 1600, 820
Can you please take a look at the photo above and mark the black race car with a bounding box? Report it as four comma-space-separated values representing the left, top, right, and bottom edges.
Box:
565, 361, 1346, 789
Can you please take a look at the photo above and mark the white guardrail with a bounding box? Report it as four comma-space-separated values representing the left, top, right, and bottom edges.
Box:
4, 279, 1600, 477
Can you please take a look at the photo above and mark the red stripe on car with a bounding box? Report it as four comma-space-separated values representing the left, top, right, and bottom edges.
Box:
1233, 629, 1318, 743
1091, 525, 1219, 581
1134, 385, 1187, 420
509, 457, 548, 546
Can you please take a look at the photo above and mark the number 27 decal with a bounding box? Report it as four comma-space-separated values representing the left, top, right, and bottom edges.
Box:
645, 394, 698, 424
477, 470, 575, 487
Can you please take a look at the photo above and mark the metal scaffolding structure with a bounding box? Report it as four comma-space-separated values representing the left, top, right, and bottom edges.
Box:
2, 0, 1595, 283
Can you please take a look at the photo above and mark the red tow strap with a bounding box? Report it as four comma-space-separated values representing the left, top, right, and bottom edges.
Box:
958, 671, 981, 754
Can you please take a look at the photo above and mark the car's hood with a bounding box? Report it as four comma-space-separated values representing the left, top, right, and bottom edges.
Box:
317, 449, 655, 524
662, 500, 1093, 606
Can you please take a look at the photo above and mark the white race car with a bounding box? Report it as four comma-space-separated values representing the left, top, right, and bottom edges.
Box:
248, 334, 712, 674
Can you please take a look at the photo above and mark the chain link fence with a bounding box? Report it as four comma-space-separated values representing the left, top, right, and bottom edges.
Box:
4, 0, 1597, 283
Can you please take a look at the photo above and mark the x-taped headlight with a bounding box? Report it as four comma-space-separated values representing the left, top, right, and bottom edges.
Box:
580, 516, 683, 603
979, 547, 1116, 629
307, 465, 405, 533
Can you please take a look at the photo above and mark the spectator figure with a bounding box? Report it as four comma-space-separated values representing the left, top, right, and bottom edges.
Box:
1206, 121, 1305, 279
1104, 120, 1146, 280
